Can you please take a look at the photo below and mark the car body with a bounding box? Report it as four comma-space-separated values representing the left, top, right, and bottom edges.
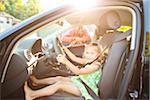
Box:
0, 0, 149, 99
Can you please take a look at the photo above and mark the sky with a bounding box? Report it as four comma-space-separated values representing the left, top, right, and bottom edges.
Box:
22, 0, 66, 10
22, 0, 96, 11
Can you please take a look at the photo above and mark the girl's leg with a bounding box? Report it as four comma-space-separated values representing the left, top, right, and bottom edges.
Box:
30, 76, 71, 85
24, 81, 80, 100
58, 81, 80, 96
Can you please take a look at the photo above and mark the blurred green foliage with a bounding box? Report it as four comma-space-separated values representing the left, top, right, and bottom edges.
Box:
144, 32, 150, 56
1, 0, 42, 20
0, 2, 5, 11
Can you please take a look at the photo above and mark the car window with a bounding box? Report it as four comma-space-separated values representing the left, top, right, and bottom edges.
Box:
143, 0, 150, 56
37, 20, 71, 39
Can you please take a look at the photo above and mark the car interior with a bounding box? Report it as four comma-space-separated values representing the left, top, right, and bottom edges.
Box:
2, 8, 134, 100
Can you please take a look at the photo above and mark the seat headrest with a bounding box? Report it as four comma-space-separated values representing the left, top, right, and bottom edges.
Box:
99, 11, 121, 33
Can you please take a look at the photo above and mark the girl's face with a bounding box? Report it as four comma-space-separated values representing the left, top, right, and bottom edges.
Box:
83, 45, 99, 60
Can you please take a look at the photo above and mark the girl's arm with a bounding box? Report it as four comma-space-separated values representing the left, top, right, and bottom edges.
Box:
63, 46, 88, 65
57, 54, 100, 75
65, 60, 100, 75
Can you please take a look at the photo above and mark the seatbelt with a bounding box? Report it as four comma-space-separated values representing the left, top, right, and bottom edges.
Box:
80, 79, 100, 100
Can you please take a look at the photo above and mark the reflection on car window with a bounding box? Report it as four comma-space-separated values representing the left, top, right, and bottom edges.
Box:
37, 20, 71, 38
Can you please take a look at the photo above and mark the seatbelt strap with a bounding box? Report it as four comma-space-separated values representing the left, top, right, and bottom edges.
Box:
86, 29, 132, 65
80, 79, 100, 100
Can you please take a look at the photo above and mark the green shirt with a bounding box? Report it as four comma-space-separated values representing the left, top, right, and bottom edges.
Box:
71, 66, 102, 100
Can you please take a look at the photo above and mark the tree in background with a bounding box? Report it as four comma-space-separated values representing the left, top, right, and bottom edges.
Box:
0, 0, 5, 11
25, 0, 41, 18
3, 0, 42, 20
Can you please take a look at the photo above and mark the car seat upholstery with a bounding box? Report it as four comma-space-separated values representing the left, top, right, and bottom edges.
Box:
98, 39, 129, 98
2, 54, 28, 98
98, 10, 130, 98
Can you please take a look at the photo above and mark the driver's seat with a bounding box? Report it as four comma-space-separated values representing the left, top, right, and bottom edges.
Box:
98, 10, 130, 98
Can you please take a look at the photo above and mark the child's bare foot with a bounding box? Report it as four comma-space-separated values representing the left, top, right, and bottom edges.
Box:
30, 76, 39, 86
24, 82, 34, 100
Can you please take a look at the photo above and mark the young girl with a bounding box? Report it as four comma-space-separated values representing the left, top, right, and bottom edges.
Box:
24, 43, 103, 100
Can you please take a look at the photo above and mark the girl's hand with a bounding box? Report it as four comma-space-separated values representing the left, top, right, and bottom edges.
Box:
62, 46, 67, 51
56, 54, 67, 64
62, 46, 70, 55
